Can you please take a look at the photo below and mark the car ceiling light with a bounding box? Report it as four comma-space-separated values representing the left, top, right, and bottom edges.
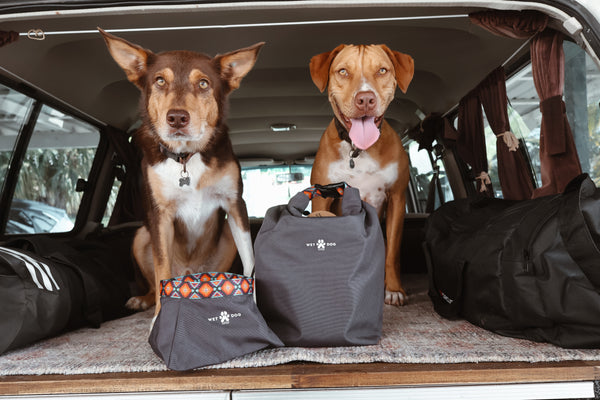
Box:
20, 14, 467, 37
270, 123, 297, 132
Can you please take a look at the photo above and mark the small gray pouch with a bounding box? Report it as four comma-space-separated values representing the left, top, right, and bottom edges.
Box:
149, 272, 283, 371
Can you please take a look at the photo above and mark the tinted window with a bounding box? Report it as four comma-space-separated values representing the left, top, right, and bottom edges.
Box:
406, 139, 454, 212
242, 164, 312, 218
1, 92, 100, 234
0, 85, 34, 193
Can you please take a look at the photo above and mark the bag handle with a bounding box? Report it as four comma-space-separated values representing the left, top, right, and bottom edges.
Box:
287, 182, 362, 217
302, 182, 348, 200
558, 174, 600, 287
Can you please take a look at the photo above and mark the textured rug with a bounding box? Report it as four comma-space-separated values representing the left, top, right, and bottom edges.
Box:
3, 274, 600, 375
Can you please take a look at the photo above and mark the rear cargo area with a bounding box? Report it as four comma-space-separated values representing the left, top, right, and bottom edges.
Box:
1, 274, 599, 397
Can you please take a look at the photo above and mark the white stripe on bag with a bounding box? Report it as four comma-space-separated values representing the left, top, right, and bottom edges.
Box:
0, 247, 59, 291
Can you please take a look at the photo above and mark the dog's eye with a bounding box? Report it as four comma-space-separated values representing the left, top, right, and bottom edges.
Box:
198, 79, 209, 89
379, 68, 388, 75
155, 77, 166, 86
338, 68, 348, 77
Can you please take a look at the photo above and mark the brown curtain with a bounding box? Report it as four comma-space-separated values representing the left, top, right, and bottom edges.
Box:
478, 67, 534, 200
0, 31, 18, 48
470, 10, 582, 197
530, 30, 582, 197
457, 90, 493, 196
443, 117, 459, 143
469, 10, 548, 39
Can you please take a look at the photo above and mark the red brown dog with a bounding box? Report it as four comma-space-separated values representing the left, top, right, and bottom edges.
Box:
99, 28, 263, 315
309, 44, 414, 306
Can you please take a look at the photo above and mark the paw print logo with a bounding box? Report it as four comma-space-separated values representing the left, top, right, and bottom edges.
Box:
317, 239, 326, 251
219, 311, 230, 325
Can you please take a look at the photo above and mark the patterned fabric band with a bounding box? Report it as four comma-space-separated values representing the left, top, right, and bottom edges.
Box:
302, 182, 349, 200
160, 272, 253, 299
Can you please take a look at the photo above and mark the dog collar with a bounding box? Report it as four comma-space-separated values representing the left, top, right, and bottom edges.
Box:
334, 117, 350, 143
334, 118, 361, 169
158, 143, 195, 187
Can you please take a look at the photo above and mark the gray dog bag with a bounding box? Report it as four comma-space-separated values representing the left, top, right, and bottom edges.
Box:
255, 183, 385, 347
148, 272, 283, 371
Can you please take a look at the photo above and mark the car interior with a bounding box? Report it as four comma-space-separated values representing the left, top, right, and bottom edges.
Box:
1, 0, 600, 392
0, 0, 599, 289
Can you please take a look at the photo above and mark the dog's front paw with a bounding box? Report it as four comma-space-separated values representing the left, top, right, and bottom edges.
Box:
385, 289, 408, 306
125, 294, 154, 311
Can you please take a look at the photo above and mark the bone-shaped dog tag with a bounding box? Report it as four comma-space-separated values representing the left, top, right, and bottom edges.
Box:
179, 176, 190, 187
179, 170, 190, 187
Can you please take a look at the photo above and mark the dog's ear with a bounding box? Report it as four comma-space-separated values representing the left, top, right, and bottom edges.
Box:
98, 28, 151, 87
381, 45, 414, 93
216, 42, 265, 92
309, 44, 346, 93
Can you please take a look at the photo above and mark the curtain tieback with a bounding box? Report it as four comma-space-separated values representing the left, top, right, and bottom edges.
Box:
497, 131, 519, 152
475, 171, 491, 192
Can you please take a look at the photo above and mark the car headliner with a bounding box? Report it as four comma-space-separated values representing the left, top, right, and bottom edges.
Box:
0, 0, 593, 162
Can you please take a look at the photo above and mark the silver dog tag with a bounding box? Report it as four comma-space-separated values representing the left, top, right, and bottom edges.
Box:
179, 170, 190, 187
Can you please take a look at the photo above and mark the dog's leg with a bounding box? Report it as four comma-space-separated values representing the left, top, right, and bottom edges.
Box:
212, 223, 238, 272
383, 186, 408, 306
150, 214, 176, 316
226, 198, 254, 276
127, 227, 156, 311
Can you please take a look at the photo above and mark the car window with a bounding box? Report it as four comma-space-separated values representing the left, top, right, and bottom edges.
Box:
564, 41, 600, 186
0, 85, 34, 192
406, 139, 454, 212
3, 101, 100, 234
242, 164, 312, 218
241, 142, 454, 218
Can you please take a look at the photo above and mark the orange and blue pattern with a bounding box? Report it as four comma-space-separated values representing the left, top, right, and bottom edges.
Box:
302, 182, 348, 200
160, 272, 253, 299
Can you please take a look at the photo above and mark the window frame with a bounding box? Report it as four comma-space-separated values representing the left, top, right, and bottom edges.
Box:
0, 75, 111, 238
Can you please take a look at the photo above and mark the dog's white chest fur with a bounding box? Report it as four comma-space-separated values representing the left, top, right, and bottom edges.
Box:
327, 141, 398, 213
152, 155, 234, 239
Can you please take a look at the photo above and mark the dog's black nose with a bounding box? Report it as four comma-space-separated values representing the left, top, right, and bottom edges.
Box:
355, 91, 376, 113
166, 109, 190, 128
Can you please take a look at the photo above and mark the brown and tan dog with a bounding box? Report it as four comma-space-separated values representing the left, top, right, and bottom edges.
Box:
309, 44, 414, 306
99, 28, 263, 316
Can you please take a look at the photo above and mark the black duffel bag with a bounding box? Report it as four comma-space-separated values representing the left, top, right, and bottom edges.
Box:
424, 174, 600, 348
0, 236, 131, 354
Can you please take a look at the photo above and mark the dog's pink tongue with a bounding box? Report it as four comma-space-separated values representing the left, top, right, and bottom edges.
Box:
349, 117, 380, 150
